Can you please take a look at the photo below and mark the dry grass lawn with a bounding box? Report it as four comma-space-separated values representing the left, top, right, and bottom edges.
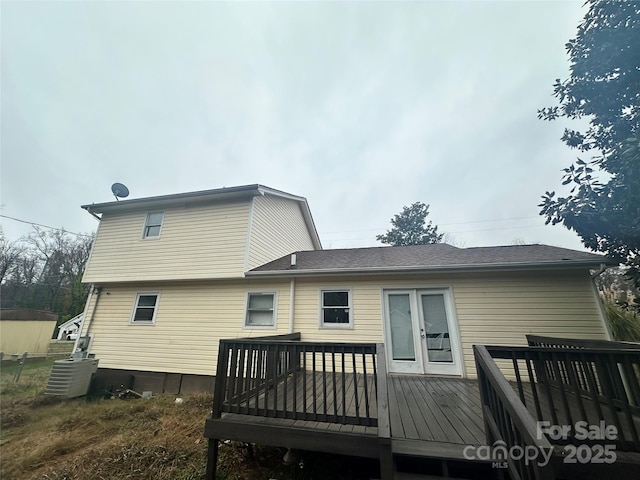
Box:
1, 357, 378, 480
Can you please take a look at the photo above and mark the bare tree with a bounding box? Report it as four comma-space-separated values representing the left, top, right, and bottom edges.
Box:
0, 232, 25, 284
1, 227, 94, 319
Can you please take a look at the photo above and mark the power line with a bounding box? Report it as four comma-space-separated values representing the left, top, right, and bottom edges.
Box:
322, 222, 548, 239
321, 216, 541, 234
0, 214, 93, 238
323, 223, 550, 242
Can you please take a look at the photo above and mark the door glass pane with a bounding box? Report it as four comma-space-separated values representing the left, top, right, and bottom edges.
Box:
389, 294, 415, 361
421, 294, 453, 363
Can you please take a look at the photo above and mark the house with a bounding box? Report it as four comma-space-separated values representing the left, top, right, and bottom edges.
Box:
56, 313, 83, 341
75, 184, 614, 394
77, 184, 633, 478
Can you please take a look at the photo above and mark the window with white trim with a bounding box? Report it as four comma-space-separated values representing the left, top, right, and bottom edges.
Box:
143, 212, 164, 238
320, 290, 352, 328
130, 293, 159, 324
245, 292, 276, 327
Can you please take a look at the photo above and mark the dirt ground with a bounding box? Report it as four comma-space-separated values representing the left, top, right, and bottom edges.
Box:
0, 356, 379, 480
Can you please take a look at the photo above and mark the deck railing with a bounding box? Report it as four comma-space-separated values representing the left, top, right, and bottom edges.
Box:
483, 344, 640, 451
475, 339, 640, 480
526, 334, 640, 351
212, 333, 378, 427
526, 335, 640, 416
474, 345, 555, 480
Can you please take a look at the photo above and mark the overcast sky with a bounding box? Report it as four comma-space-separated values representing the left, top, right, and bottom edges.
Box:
2, 1, 591, 250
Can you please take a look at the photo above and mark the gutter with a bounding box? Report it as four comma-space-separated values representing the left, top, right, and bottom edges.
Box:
245, 260, 615, 278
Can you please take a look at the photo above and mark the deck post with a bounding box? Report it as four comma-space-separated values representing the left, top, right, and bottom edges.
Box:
473, 347, 494, 445
378, 437, 394, 480
376, 343, 394, 480
205, 438, 219, 480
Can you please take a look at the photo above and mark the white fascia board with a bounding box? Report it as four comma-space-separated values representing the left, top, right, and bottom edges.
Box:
245, 260, 608, 278
82, 184, 262, 214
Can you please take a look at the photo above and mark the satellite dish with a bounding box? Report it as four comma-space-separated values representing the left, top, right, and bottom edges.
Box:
111, 183, 130, 201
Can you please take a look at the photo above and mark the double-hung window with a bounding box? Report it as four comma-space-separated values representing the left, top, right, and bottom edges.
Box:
245, 292, 276, 328
130, 293, 160, 324
143, 212, 164, 238
320, 290, 352, 328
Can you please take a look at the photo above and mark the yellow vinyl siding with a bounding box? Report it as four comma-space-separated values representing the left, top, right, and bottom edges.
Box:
292, 279, 383, 343
247, 195, 317, 270
81, 269, 607, 379
80, 280, 292, 376
287, 270, 607, 378
83, 201, 250, 283
453, 270, 607, 378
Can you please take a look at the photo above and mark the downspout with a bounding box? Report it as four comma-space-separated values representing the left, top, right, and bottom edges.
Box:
74, 286, 102, 353
73, 284, 96, 353
288, 278, 296, 334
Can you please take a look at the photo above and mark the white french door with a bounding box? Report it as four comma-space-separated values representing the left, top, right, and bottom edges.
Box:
383, 289, 462, 376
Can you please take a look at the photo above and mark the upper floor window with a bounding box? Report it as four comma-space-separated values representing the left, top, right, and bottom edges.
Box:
320, 290, 352, 328
130, 293, 160, 324
245, 292, 277, 328
143, 212, 164, 238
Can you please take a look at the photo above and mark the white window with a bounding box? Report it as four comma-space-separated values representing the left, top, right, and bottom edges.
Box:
130, 293, 160, 324
320, 290, 352, 328
143, 212, 164, 238
245, 292, 276, 328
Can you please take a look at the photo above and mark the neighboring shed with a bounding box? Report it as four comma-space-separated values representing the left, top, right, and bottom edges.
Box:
0, 310, 58, 356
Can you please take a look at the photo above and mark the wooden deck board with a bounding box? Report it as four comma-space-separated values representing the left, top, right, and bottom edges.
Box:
391, 376, 420, 439
388, 378, 406, 439
411, 376, 462, 443
207, 371, 488, 465
391, 377, 428, 440
389, 375, 486, 448
428, 377, 486, 444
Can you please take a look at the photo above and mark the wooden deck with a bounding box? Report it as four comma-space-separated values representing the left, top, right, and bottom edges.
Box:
204, 336, 497, 479
205, 334, 640, 480
205, 370, 379, 459
205, 372, 487, 461
388, 376, 486, 461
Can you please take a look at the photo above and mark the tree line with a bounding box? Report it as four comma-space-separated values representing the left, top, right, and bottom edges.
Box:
0, 228, 95, 326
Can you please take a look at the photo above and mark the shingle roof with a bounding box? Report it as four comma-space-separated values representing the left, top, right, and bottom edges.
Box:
248, 243, 613, 276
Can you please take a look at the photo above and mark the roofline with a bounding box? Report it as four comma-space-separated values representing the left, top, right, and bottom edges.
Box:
246, 260, 614, 277
81, 184, 306, 213
81, 184, 322, 249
